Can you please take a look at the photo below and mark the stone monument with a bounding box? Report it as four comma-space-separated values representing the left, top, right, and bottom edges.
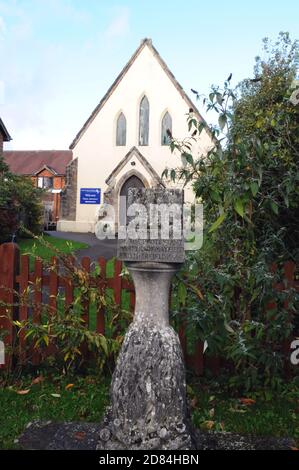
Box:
97, 188, 195, 450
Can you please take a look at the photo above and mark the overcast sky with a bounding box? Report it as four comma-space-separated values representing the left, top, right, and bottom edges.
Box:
0, 0, 298, 150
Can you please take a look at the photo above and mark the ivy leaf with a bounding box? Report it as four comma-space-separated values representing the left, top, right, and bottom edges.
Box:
234, 198, 244, 218
209, 213, 226, 233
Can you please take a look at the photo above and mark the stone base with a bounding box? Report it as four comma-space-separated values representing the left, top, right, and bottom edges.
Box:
96, 323, 194, 450
18, 421, 295, 450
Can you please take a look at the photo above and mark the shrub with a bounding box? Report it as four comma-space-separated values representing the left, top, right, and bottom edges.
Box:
0, 155, 43, 243
167, 32, 299, 391
3, 232, 132, 377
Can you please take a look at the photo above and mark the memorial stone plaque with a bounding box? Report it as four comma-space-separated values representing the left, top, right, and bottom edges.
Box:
97, 187, 193, 450
117, 188, 185, 263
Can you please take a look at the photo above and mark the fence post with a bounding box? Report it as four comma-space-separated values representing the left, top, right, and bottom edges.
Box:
0, 243, 20, 369
113, 260, 122, 306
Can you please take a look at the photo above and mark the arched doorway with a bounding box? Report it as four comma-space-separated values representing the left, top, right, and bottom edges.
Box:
119, 175, 145, 227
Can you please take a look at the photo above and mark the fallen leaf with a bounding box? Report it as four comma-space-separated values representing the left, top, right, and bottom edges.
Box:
65, 383, 74, 391
51, 393, 61, 398
239, 398, 256, 406
31, 376, 44, 385
202, 420, 215, 430
16, 389, 30, 395
74, 432, 86, 441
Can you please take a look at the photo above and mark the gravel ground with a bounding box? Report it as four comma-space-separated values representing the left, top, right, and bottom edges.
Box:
18, 421, 295, 450
45, 231, 117, 260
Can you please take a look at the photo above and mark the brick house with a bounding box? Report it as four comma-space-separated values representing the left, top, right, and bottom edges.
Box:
4, 150, 72, 228
0, 118, 12, 155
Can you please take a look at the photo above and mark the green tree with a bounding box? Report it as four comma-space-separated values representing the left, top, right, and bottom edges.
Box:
167, 32, 299, 391
0, 154, 43, 243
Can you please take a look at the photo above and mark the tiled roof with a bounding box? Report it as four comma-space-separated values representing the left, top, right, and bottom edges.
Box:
3, 150, 72, 175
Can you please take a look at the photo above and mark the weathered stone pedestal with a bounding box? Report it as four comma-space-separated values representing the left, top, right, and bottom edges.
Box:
97, 188, 194, 450
97, 262, 193, 450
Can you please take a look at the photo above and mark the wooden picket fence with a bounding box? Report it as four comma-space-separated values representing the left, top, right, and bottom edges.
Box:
0, 242, 205, 373
0, 242, 298, 374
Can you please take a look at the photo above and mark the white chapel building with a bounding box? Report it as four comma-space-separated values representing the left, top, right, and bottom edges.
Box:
58, 38, 214, 233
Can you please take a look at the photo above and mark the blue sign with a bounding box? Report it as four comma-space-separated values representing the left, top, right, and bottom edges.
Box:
80, 188, 101, 204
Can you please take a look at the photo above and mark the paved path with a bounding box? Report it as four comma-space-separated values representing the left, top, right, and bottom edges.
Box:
46, 231, 117, 261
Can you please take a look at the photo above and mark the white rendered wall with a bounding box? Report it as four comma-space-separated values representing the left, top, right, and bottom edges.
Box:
61, 44, 213, 232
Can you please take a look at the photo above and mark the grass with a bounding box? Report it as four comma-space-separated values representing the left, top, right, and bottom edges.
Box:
0, 374, 110, 449
0, 373, 298, 449
18, 235, 88, 270
190, 386, 299, 442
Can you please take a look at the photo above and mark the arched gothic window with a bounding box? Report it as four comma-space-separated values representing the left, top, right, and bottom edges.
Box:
139, 96, 149, 146
116, 112, 126, 146
161, 111, 172, 145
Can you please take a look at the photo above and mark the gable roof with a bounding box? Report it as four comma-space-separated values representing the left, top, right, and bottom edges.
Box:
3, 150, 72, 176
106, 146, 165, 187
70, 38, 213, 150
33, 164, 59, 176
0, 118, 12, 142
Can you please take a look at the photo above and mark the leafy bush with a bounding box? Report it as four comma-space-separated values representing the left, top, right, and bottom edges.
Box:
167, 32, 299, 391
2, 232, 132, 377
0, 155, 43, 243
